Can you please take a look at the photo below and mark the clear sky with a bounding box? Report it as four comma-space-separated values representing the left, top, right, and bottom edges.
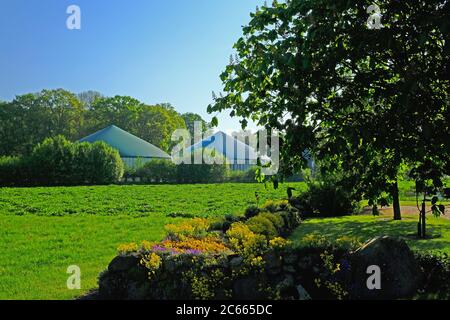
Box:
0, 0, 264, 131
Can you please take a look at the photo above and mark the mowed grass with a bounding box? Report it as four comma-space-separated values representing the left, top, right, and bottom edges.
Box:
1, 181, 447, 300
290, 214, 450, 254
0, 214, 174, 300
0, 183, 305, 300
0, 183, 306, 217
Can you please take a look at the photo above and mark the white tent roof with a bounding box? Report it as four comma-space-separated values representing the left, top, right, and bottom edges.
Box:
186, 131, 258, 163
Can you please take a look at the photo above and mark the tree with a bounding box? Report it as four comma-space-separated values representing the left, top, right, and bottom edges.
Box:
77, 91, 103, 109
0, 89, 84, 156
88, 97, 186, 152
86, 95, 144, 134
209, 0, 450, 220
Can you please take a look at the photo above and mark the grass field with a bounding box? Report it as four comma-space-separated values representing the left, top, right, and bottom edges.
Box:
0, 182, 304, 300
290, 214, 450, 254
0, 181, 448, 300
0, 183, 306, 217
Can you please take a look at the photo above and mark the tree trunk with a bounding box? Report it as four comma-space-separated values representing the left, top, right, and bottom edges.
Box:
392, 181, 402, 220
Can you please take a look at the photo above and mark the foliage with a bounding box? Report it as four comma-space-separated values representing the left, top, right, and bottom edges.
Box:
134, 157, 230, 184
0, 136, 124, 186
0, 156, 27, 187
415, 252, 450, 299
209, 0, 450, 220
137, 159, 177, 183
112, 200, 301, 299
0, 89, 84, 156
290, 215, 450, 254
246, 214, 281, 239
296, 170, 360, 217
181, 112, 209, 139
165, 218, 210, 239
0, 90, 187, 156
85, 98, 186, 152
175, 150, 229, 184
244, 205, 261, 219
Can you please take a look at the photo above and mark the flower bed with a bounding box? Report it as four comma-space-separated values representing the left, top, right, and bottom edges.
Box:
99, 201, 303, 299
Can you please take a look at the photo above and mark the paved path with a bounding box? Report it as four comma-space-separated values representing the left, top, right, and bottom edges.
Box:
361, 205, 450, 220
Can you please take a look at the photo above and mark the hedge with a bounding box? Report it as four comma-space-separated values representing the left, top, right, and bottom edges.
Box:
132, 159, 230, 184
0, 136, 124, 186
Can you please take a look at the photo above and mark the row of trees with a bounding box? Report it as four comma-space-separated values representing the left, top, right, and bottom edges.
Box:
209, 0, 450, 220
0, 89, 208, 156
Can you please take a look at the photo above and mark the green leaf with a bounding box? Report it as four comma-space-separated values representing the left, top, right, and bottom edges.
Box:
432, 196, 438, 205
210, 116, 219, 127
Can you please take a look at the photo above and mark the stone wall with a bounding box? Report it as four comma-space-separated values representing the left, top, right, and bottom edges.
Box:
99, 236, 422, 300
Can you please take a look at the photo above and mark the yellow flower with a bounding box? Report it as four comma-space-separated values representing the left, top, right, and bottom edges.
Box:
165, 218, 210, 237
117, 242, 138, 254
141, 240, 155, 251
141, 252, 162, 276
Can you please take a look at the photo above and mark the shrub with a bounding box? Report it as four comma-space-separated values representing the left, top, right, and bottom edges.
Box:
0, 136, 124, 186
258, 212, 284, 231
105, 203, 303, 300
244, 205, 261, 219
246, 215, 279, 239
415, 251, 450, 299
84, 142, 124, 184
137, 159, 176, 183
261, 200, 289, 213
27, 135, 76, 184
0, 156, 26, 186
175, 163, 228, 184
225, 222, 268, 259
226, 167, 258, 183
209, 214, 243, 233
134, 153, 229, 184
165, 218, 210, 239
296, 172, 360, 217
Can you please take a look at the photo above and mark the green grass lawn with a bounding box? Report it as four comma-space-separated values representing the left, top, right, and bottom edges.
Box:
0, 182, 304, 300
290, 214, 450, 254
0, 214, 174, 300
0, 183, 306, 217
0, 181, 448, 300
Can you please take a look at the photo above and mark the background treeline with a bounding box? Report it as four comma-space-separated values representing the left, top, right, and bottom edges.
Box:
125, 159, 258, 184
0, 89, 208, 156
0, 136, 124, 186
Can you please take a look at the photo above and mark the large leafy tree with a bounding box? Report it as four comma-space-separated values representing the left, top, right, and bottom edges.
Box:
1, 91, 187, 155
209, 0, 450, 219
0, 89, 84, 155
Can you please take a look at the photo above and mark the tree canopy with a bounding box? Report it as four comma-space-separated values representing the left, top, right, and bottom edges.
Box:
0, 89, 188, 155
209, 0, 450, 216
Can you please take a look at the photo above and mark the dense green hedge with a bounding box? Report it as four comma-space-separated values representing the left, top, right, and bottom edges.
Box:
124, 160, 261, 184
0, 136, 124, 186
130, 159, 230, 184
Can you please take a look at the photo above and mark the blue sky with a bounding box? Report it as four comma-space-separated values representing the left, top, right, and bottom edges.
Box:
0, 0, 264, 131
